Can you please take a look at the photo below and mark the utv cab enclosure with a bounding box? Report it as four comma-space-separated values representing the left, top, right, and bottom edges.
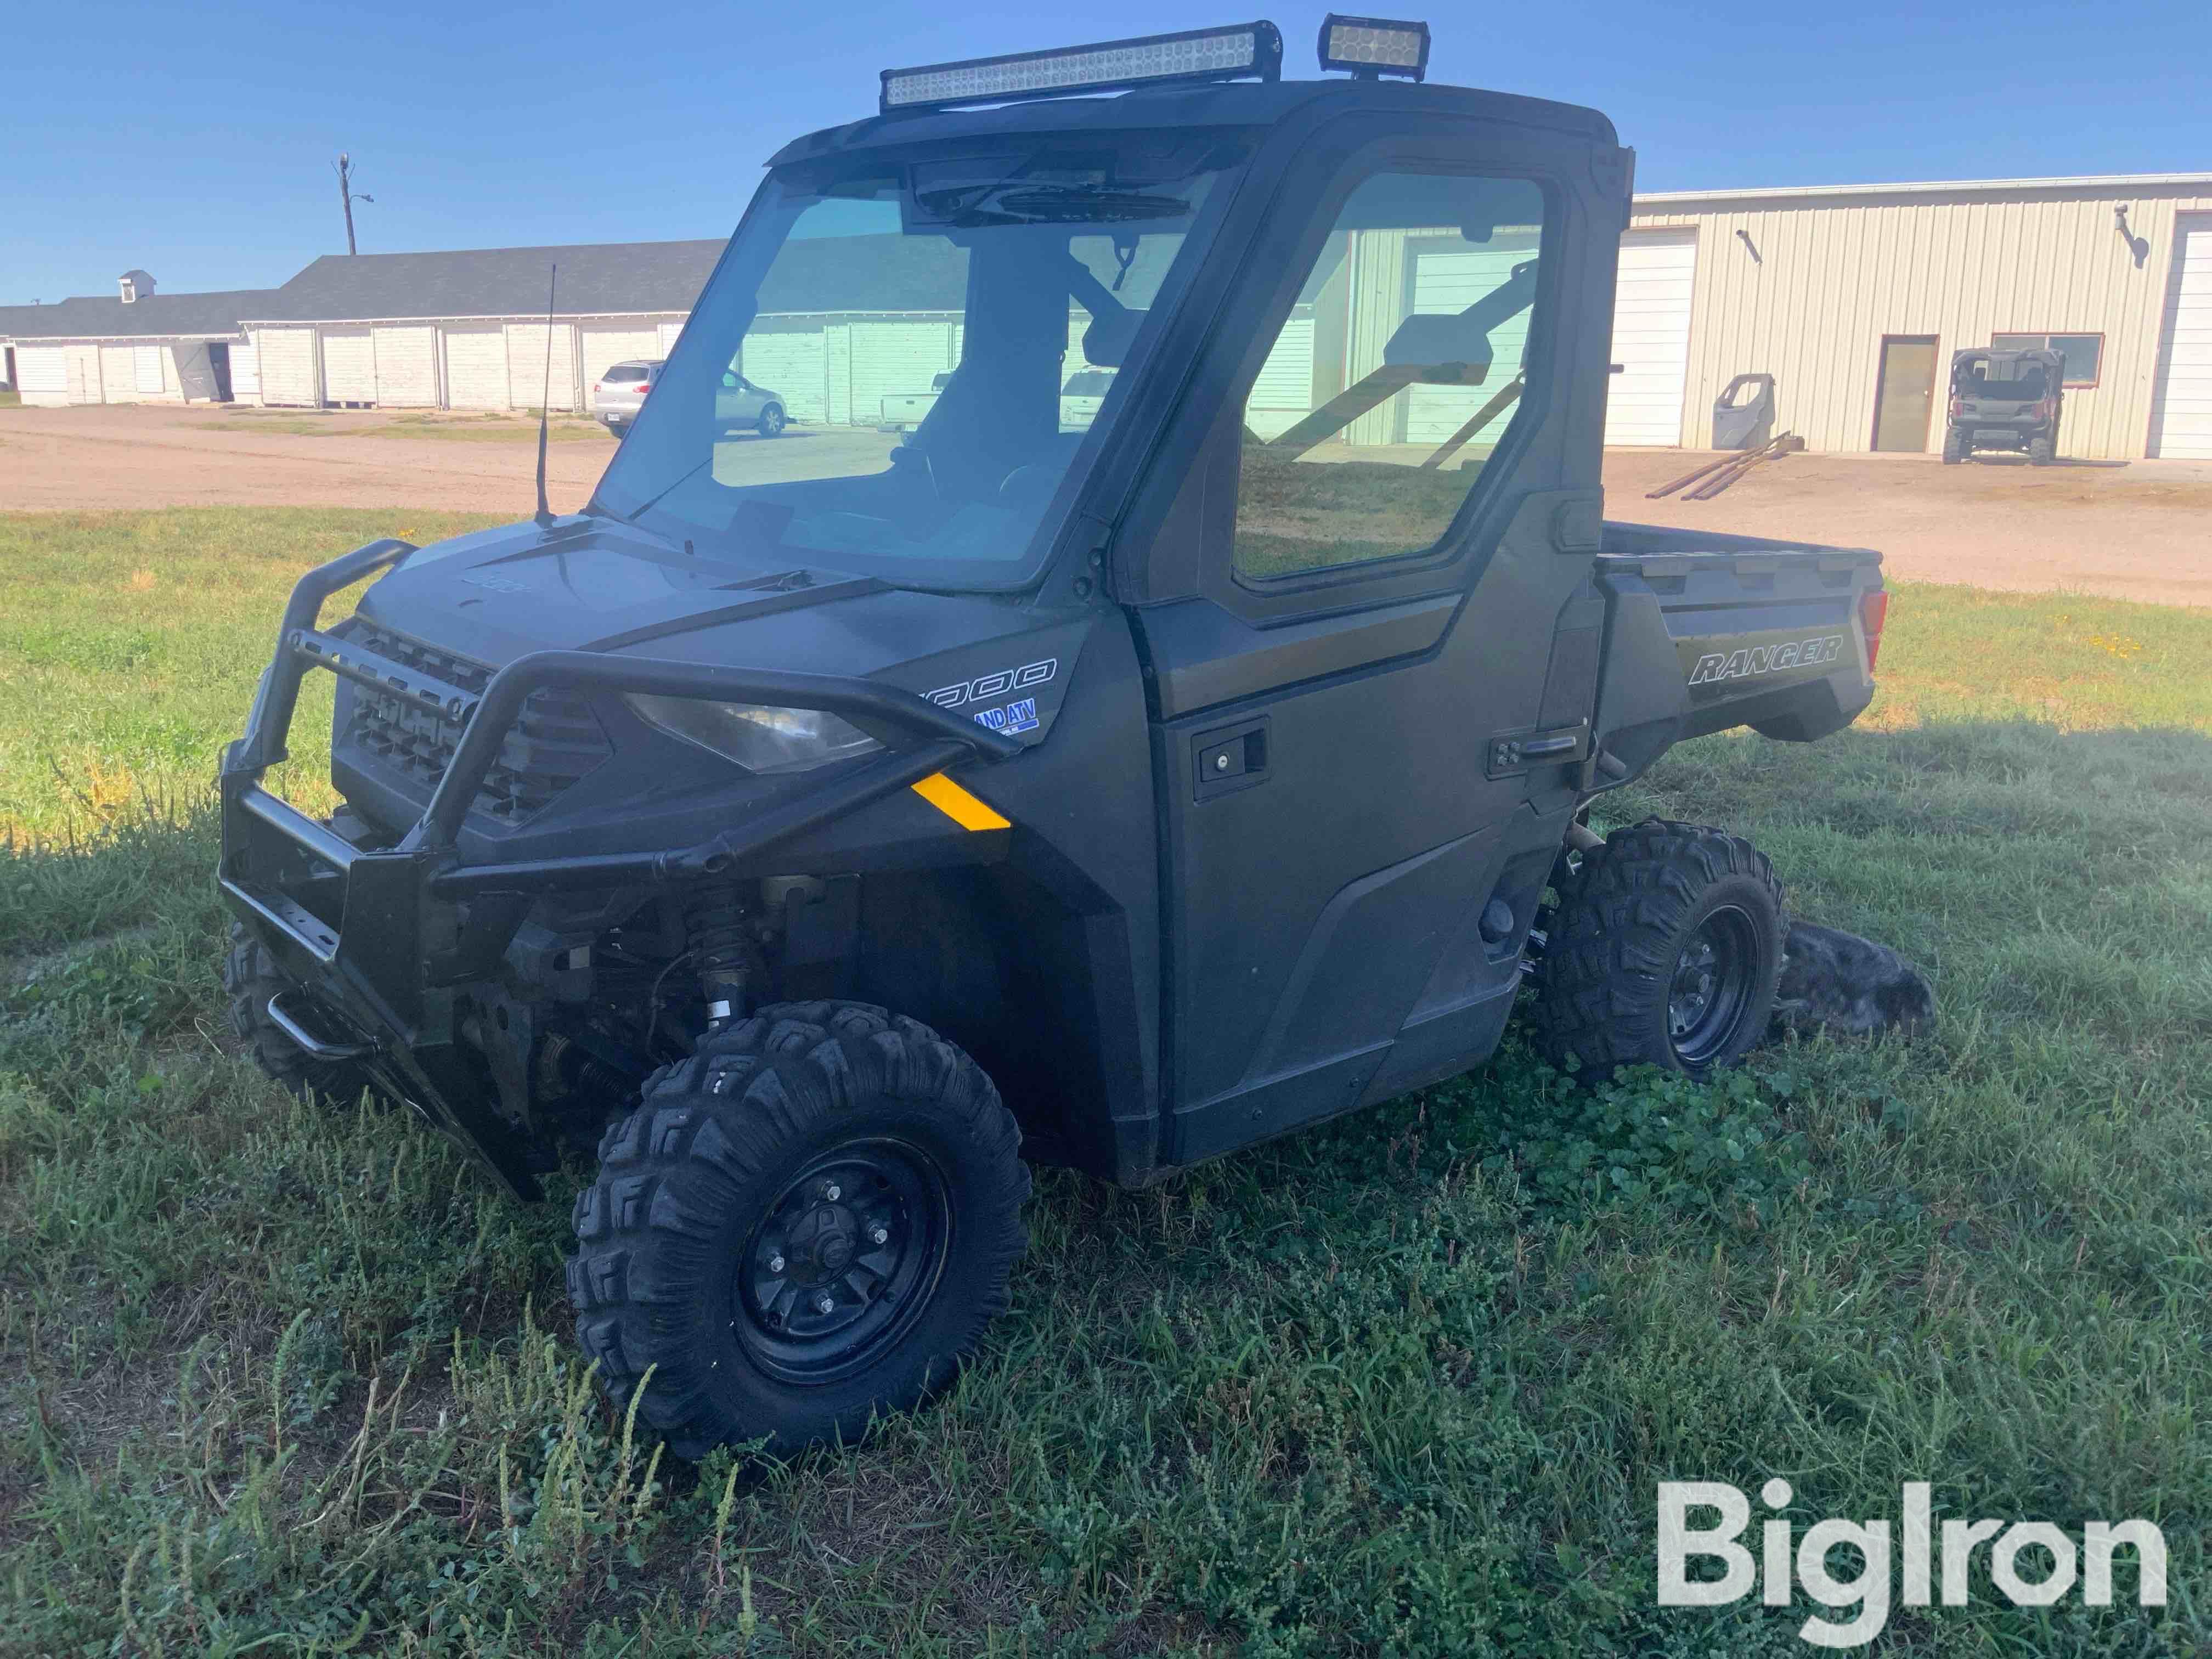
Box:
220, 18, 1888, 1456
1944, 345, 2064, 465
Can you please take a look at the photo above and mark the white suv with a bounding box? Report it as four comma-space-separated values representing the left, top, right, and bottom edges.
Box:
591, 359, 660, 437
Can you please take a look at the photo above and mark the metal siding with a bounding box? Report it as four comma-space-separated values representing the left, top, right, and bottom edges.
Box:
133, 344, 165, 393
1639, 184, 2212, 458
2149, 215, 2212, 458
321, 326, 377, 404
657, 320, 685, 355
849, 319, 957, 426
741, 328, 828, 425
256, 328, 319, 407
506, 321, 578, 410
442, 324, 508, 409
372, 325, 438, 407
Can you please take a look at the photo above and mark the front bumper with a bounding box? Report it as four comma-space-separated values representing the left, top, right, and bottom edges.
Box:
219, 537, 1021, 1198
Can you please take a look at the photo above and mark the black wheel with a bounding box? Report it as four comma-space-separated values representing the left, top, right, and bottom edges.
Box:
568, 1000, 1029, 1458
222, 921, 382, 1107
1533, 820, 1787, 1079
1942, 428, 1967, 464
756, 403, 787, 438
2028, 435, 2055, 466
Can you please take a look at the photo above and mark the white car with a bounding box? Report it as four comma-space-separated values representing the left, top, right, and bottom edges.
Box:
1060, 368, 1115, 431
590, 359, 659, 437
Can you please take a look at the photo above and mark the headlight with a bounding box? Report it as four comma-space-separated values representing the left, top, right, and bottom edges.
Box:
628, 695, 885, 774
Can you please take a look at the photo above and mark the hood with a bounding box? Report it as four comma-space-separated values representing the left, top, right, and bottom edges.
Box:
352, 516, 1087, 693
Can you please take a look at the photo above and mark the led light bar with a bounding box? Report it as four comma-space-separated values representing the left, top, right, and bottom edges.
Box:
881, 22, 1284, 114
1317, 13, 1431, 81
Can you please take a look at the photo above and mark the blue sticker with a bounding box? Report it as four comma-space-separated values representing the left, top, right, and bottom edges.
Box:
973, 697, 1040, 735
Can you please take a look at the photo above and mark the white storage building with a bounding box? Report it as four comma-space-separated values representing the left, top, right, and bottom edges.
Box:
0, 271, 276, 407
234, 241, 723, 411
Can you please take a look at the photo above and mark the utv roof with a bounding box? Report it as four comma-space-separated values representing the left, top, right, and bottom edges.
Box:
768, 77, 1618, 168
1953, 346, 2063, 365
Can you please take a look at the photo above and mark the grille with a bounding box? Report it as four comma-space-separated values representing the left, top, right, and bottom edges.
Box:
338, 624, 611, 823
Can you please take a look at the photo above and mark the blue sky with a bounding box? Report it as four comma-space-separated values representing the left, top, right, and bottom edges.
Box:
2, 1, 2204, 306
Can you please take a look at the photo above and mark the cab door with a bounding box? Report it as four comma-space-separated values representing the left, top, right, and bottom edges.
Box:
1125, 139, 1620, 1165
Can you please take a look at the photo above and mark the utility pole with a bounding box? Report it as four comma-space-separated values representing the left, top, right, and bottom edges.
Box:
334, 153, 374, 255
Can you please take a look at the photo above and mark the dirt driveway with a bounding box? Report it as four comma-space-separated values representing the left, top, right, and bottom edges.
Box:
4, 404, 2208, 606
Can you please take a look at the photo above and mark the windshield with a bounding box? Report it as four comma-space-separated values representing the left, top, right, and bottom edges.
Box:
592, 137, 1242, 589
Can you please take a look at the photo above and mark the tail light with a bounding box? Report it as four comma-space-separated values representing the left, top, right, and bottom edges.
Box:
2032, 398, 2055, 421
1860, 589, 1889, 673
1948, 396, 1963, 418
635, 381, 650, 396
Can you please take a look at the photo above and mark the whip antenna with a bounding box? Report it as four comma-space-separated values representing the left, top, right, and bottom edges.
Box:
533, 263, 557, 527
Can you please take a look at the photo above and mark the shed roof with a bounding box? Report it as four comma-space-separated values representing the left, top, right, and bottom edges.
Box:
240, 240, 727, 323
0, 287, 276, 342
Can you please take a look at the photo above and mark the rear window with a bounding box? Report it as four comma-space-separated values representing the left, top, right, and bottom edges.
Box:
1963, 363, 2051, 400
602, 364, 650, 383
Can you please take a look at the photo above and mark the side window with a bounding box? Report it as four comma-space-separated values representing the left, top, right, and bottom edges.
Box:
1233, 171, 1548, 581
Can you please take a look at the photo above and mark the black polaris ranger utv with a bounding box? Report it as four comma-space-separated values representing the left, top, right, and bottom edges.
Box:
221, 17, 1888, 1457
1943, 345, 2064, 464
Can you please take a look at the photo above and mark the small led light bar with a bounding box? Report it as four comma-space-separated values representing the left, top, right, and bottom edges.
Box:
881, 21, 1284, 114
1316, 13, 1431, 81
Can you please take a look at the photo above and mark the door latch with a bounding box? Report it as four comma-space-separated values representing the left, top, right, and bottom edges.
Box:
1487, 721, 1588, 778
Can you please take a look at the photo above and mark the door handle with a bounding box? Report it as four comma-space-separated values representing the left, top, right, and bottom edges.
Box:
1487, 722, 1588, 778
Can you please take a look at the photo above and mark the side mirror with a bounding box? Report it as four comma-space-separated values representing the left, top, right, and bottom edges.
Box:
721, 372, 738, 388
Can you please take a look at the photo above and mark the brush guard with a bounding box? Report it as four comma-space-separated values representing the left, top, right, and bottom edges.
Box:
218, 538, 1022, 1197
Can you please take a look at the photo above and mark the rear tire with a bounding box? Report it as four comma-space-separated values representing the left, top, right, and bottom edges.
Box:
568, 1000, 1029, 1459
1533, 820, 1787, 1079
1942, 428, 1967, 464
222, 921, 382, 1107
2029, 435, 2055, 466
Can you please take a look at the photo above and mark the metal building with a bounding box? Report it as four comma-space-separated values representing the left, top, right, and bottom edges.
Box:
1626, 173, 2212, 459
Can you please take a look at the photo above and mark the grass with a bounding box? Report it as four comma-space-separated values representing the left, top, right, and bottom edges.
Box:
2, 507, 2209, 1655
202, 410, 610, 442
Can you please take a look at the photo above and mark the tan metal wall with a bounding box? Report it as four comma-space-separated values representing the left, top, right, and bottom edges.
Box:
1631, 182, 2212, 459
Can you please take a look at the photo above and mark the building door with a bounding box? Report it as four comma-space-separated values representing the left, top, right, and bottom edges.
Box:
1872, 335, 1939, 452
1605, 229, 1700, 446
207, 342, 233, 402
2150, 215, 2212, 459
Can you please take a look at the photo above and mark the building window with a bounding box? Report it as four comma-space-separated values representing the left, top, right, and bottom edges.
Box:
1990, 332, 2102, 388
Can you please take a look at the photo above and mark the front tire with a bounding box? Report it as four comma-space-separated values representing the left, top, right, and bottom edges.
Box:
756, 403, 787, 438
1533, 820, 1787, 1079
568, 1001, 1029, 1458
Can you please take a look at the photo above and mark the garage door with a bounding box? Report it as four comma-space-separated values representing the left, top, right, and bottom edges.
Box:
1247, 314, 1317, 441
1406, 243, 1538, 448
442, 325, 508, 409
743, 329, 827, 425
850, 320, 957, 427
254, 329, 318, 405
506, 321, 578, 410
2151, 216, 2212, 459
580, 325, 661, 394
321, 328, 377, 405
66, 345, 103, 403
230, 340, 261, 400
16, 345, 65, 399
1605, 230, 1699, 447
373, 325, 438, 407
